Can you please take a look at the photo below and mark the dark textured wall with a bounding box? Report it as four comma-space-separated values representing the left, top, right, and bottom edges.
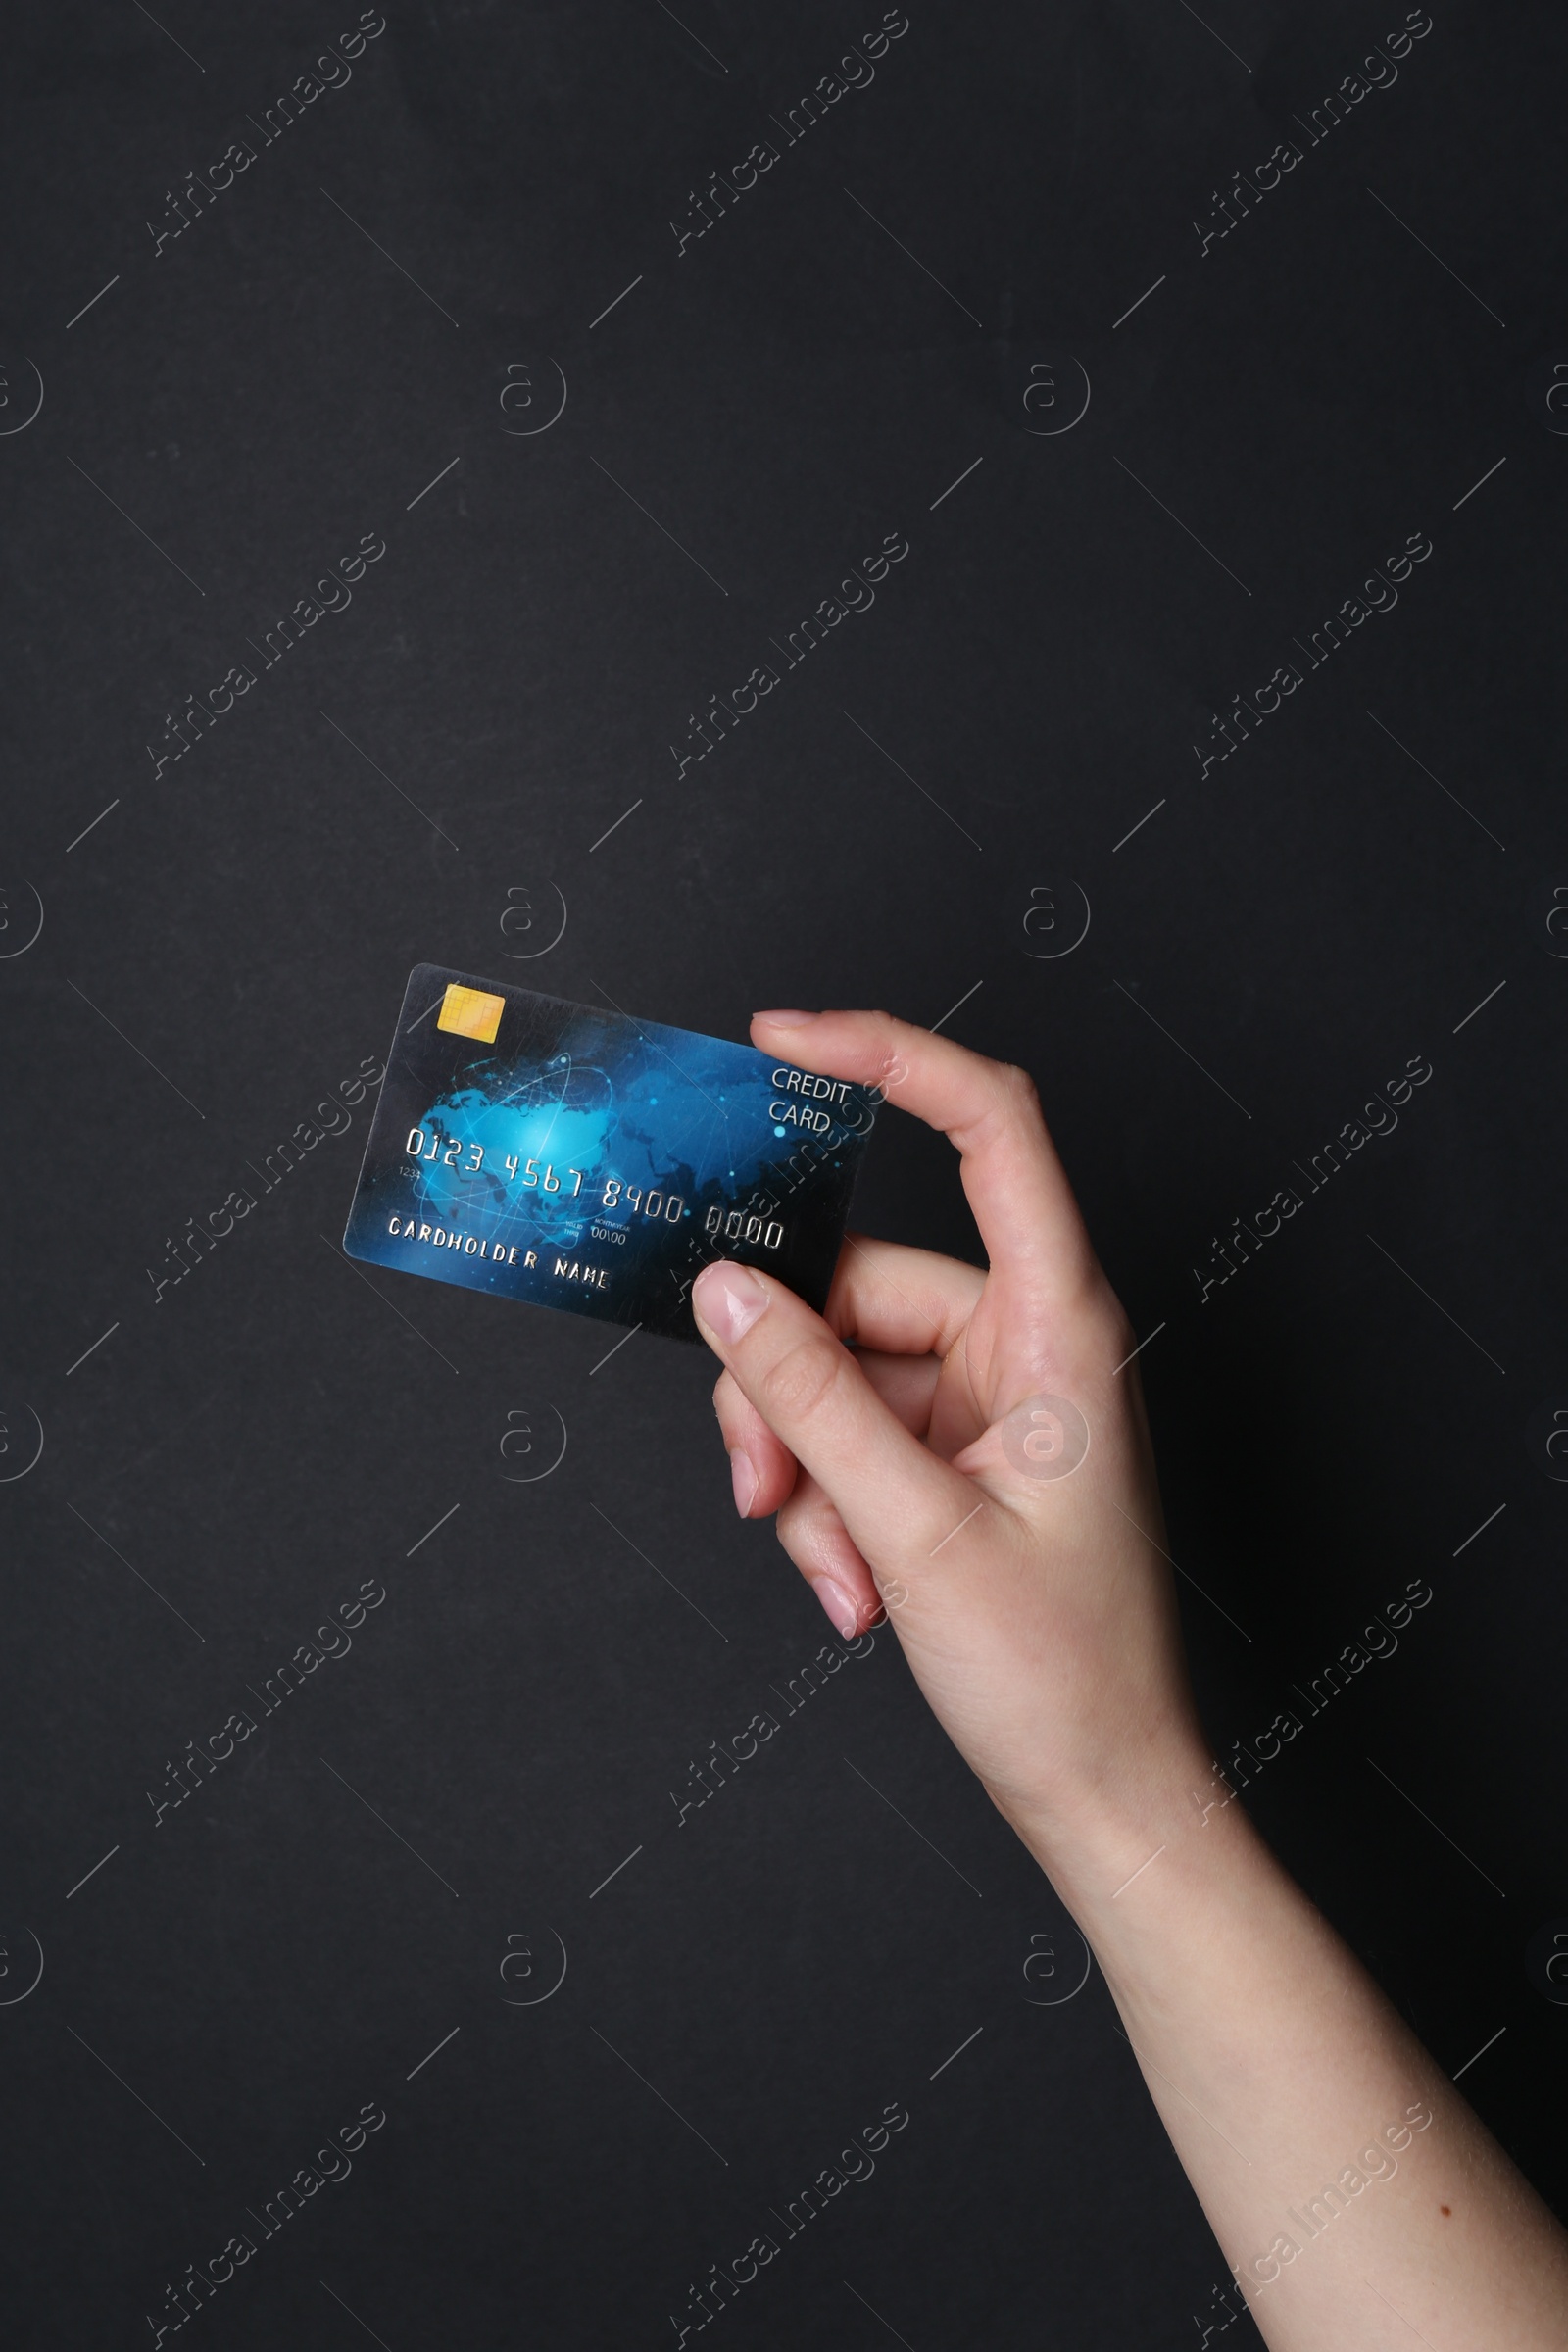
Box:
3, 4, 1565, 2345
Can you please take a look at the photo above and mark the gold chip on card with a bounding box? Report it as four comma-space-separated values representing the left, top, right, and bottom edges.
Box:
436, 983, 505, 1043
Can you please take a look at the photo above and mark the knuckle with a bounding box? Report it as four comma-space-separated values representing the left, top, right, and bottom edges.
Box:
760, 1334, 845, 1426
1099, 1298, 1140, 1371
997, 1058, 1042, 1116
956, 1061, 1038, 1155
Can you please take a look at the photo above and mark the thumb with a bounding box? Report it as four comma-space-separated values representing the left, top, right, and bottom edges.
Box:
689, 1258, 985, 1592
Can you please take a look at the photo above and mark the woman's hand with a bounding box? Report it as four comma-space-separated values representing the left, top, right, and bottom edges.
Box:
692, 1007, 1568, 2352
693, 1006, 1210, 1862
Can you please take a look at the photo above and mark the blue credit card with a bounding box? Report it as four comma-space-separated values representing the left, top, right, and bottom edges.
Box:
341, 967, 878, 1343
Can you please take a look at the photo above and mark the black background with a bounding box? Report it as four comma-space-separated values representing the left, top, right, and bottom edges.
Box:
4, 3, 1566, 2345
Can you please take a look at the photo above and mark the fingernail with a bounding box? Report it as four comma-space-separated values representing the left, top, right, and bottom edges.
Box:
813, 1576, 858, 1639
753, 1008, 817, 1028
693, 1260, 770, 1344
729, 1449, 758, 1517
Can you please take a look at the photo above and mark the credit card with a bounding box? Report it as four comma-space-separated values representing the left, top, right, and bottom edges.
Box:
341, 966, 878, 1344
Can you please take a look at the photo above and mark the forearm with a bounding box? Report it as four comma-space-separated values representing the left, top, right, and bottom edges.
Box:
1005, 1740, 1568, 2350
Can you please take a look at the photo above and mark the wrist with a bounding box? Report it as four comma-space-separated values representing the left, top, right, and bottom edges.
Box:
991, 1716, 1281, 1945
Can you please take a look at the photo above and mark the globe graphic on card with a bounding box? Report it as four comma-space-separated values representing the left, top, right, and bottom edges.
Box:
415, 1055, 615, 1242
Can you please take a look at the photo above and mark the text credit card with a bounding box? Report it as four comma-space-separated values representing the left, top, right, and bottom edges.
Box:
342, 967, 878, 1343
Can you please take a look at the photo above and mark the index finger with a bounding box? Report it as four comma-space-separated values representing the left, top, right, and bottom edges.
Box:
752, 1008, 1096, 1299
